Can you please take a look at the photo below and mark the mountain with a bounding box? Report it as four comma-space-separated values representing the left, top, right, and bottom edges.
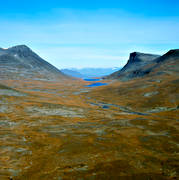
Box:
97, 49, 179, 112
0, 45, 68, 81
62, 67, 122, 78
92, 49, 179, 111
81, 49, 179, 179
106, 49, 179, 81
77, 67, 122, 78
106, 52, 160, 80
135, 49, 179, 78
61, 69, 84, 78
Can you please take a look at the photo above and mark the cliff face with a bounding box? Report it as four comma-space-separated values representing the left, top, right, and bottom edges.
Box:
127, 52, 159, 64
107, 49, 179, 81
0, 45, 68, 81
107, 52, 160, 80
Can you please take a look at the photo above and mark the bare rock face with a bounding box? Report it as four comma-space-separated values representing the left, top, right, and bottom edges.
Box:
106, 52, 160, 80
0, 45, 68, 81
107, 49, 179, 81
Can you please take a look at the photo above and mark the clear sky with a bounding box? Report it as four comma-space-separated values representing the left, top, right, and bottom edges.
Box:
0, 0, 179, 68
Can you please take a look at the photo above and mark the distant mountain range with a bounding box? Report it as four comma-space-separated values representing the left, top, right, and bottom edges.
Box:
0, 45, 68, 81
61, 69, 84, 78
61, 67, 121, 78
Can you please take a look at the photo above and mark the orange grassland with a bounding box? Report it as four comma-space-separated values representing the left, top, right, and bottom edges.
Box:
0, 75, 178, 180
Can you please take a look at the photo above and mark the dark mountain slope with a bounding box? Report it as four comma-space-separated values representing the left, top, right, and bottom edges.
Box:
0, 45, 68, 81
106, 49, 179, 81
106, 52, 160, 80
156, 49, 179, 63
132, 49, 179, 78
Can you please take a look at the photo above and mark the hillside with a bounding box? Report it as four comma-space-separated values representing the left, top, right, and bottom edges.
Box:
93, 49, 179, 110
0, 48, 178, 179
84, 50, 179, 179
0, 45, 68, 81
106, 52, 160, 80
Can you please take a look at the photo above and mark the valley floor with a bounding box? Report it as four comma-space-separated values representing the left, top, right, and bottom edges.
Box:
0, 78, 178, 179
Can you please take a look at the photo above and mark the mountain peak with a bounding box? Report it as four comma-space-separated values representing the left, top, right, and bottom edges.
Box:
128, 52, 160, 63
0, 44, 68, 81
7, 45, 32, 53
106, 52, 160, 80
6, 45, 41, 59
106, 49, 179, 81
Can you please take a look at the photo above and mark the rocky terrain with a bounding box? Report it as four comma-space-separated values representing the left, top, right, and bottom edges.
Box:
0, 45, 68, 81
106, 49, 179, 81
106, 52, 160, 80
0, 46, 178, 179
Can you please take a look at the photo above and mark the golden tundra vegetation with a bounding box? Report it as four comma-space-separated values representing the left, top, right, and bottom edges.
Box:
0, 75, 178, 180
0, 50, 179, 179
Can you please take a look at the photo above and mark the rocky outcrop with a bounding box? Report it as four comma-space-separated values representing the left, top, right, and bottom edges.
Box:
106, 49, 179, 81
106, 52, 160, 80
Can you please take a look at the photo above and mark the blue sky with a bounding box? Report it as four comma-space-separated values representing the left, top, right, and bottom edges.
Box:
0, 0, 179, 68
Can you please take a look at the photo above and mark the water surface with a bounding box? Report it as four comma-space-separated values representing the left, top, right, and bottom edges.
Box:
84, 78, 101, 82
86, 82, 108, 87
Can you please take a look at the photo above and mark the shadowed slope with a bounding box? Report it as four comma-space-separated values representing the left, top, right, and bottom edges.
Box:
107, 49, 179, 81
107, 52, 160, 80
129, 49, 179, 79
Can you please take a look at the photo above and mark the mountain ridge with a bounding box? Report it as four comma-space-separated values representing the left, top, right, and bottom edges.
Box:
106, 52, 160, 80
0, 45, 68, 81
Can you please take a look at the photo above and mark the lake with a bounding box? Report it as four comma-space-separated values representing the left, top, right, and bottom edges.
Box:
85, 82, 108, 87
84, 78, 101, 81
